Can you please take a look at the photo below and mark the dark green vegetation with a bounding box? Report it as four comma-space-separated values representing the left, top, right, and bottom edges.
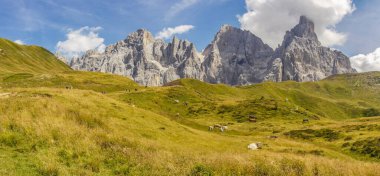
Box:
346, 138, 380, 159
284, 129, 341, 141
0, 39, 380, 175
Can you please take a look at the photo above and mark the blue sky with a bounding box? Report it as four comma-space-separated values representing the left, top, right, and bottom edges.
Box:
0, 0, 379, 58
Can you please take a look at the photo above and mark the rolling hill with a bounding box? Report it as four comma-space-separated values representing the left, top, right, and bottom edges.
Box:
0, 39, 379, 175
0, 38, 70, 73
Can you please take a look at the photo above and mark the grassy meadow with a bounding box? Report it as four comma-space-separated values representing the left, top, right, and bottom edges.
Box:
1, 39, 380, 175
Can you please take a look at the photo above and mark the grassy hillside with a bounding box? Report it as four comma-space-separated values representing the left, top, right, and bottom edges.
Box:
1, 87, 379, 176
0, 38, 70, 73
0, 40, 379, 175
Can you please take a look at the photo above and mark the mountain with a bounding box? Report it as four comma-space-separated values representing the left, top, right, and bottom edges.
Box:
0, 38, 71, 73
0, 35, 379, 174
70, 16, 356, 86
201, 25, 274, 85
270, 16, 356, 82
1, 58, 380, 174
71, 29, 203, 86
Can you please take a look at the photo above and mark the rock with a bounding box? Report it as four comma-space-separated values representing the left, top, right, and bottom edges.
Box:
70, 29, 203, 86
55, 52, 69, 64
269, 16, 356, 82
248, 142, 263, 150
71, 16, 356, 86
202, 25, 274, 85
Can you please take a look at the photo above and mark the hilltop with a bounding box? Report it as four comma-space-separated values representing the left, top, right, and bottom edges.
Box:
0, 38, 70, 73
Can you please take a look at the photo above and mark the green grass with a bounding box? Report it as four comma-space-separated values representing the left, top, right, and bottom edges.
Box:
0, 38, 70, 73
0, 39, 380, 175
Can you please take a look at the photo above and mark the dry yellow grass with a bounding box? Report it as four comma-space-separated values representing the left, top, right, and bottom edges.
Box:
0, 87, 379, 175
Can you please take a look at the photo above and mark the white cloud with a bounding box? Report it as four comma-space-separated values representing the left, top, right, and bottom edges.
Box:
156, 0, 229, 21
14, 40, 25, 45
350, 48, 380, 72
238, 0, 355, 48
165, 0, 200, 20
156, 25, 195, 39
56, 26, 105, 58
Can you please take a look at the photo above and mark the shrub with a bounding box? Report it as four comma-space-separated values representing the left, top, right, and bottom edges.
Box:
309, 150, 324, 156
350, 137, 380, 159
342, 142, 350, 148
0, 133, 22, 147
284, 129, 341, 141
344, 136, 353, 141
190, 164, 214, 176
363, 108, 380, 117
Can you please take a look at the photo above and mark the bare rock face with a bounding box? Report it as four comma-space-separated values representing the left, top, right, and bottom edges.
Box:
270, 16, 356, 82
71, 16, 356, 86
70, 29, 203, 86
202, 25, 274, 85
55, 52, 69, 64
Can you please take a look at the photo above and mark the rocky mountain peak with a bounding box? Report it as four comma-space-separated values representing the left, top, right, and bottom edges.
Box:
216, 25, 249, 37
126, 29, 155, 45
290, 15, 318, 40
219, 24, 234, 32
71, 16, 356, 86
202, 24, 274, 85
70, 28, 204, 86
273, 16, 355, 82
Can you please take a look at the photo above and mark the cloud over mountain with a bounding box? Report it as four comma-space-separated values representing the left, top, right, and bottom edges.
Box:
238, 0, 355, 48
56, 26, 105, 58
350, 48, 380, 72
156, 25, 195, 39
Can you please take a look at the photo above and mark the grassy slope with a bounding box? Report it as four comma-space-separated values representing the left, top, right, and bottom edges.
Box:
1, 87, 379, 176
0, 39, 380, 175
0, 38, 70, 73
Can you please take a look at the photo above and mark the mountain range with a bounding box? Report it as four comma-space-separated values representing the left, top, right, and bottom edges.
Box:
70, 16, 356, 86
0, 24, 380, 175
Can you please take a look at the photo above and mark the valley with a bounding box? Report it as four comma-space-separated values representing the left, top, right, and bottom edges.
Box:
0, 40, 379, 174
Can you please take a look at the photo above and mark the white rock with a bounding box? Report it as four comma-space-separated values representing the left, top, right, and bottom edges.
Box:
248, 143, 259, 150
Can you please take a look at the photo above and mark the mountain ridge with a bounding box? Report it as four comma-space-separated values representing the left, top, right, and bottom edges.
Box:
0, 36, 380, 175
70, 16, 356, 86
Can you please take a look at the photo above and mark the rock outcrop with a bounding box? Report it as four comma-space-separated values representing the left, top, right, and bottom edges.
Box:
269, 16, 356, 82
202, 25, 274, 85
70, 16, 356, 86
71, 29, 203, 86
55, 52, 69, 65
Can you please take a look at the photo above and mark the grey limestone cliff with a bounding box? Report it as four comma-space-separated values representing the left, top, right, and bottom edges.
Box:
70, 16, 356, 86
71, 29, 203, 86
202, 25, 274, 85
268, 16, 356, 82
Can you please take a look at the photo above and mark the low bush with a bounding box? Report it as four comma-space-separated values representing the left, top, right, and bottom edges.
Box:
190, 164, 214, 176
284, 129, 341, 141
350, 137, 380, 159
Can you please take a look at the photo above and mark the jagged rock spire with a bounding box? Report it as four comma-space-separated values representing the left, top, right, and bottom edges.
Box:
291, 16, 318, 39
